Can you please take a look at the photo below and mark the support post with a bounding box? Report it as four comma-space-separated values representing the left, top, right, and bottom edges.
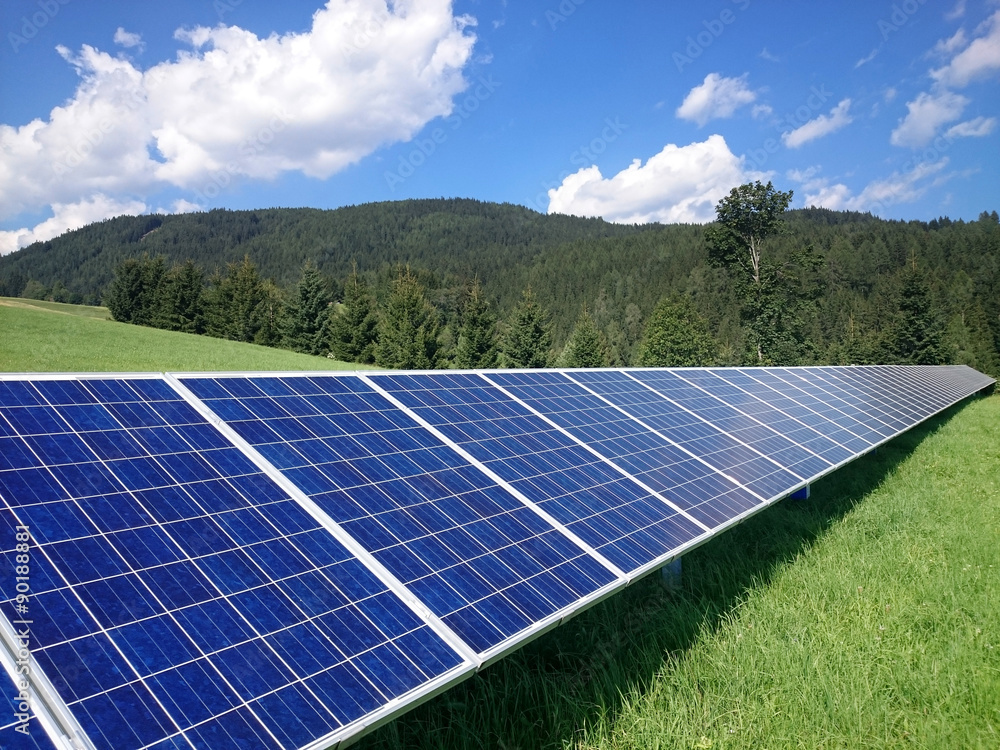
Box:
789, 484, 810, 501
661, 557, 682, 590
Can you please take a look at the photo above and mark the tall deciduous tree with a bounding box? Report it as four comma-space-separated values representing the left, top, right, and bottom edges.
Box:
374, 268, 439, 369
454, 277, 499, 369
328, 267, 378, 364
705, 181, 823, 365
499, 287, 552, 368
635, 295, 716, 367
560, 308, 608, 368
284, 261, 331, 355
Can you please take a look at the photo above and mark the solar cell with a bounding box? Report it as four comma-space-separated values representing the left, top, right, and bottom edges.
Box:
367, 372, 707, 574
0, 375, 468, 750
175, 373, 618, 657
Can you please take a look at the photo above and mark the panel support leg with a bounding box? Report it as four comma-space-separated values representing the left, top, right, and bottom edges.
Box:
661, 557, 682, 590
789, 484, 810, 501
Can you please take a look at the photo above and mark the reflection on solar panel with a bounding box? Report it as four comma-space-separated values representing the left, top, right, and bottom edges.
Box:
1, 366, 993, 750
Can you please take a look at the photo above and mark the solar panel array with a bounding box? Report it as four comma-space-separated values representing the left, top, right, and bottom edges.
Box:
1, 365, 992, 750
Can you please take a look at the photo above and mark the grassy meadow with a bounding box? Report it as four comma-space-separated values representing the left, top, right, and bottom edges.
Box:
3, 298, 997, 748
0, 297, 365, 372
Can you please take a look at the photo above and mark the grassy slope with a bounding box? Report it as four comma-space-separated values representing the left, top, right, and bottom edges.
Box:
0, 298, 366, 372
359, 395, 999, 750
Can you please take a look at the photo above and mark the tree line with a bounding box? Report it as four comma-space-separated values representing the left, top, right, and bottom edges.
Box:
4, 194, 999, 375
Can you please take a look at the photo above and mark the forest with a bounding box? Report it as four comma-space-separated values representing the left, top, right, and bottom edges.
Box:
1, 195, 997, 375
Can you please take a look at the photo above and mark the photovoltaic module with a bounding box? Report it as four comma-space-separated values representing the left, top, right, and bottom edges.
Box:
0, 365, 993, 750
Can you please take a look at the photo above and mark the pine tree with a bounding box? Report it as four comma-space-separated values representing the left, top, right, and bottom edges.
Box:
635, 295, 716, 366
891, 269, 947, 364
283, 261, 331, 355
499, 287, 552, 368
106, 255, 165, 326
560, 308, 609, 368
454, 278, 498, 369
328, 268, 378, 364
154, 260, 205, 333
374, 268, 440, 369
206, 256, 269, 343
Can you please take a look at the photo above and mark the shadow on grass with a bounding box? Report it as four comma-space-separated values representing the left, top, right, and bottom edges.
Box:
354, 398, 981, 750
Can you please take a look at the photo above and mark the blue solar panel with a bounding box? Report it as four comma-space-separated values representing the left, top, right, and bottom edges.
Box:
0, 365, 992, 750
177, 374, 617, 656
0, 376, 467, 750
367, 372, 707, 574
484, 370, 759, 528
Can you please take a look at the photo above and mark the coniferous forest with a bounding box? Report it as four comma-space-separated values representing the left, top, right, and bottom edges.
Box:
1, 197, 997, 376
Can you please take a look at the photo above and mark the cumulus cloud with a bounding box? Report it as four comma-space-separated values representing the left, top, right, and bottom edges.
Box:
793, 160, 951, 214
676, 73, 757, 127
0, 195, 147, 256
930, 10, 1000, 87
945, 115, 997, 137
114, 28, 144, 50
782, 99, 853, 148
546, 135, 768, 224
0, 0, 476, 251
890, 90, 969, 148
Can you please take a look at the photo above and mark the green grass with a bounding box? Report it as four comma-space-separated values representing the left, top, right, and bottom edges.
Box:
357, 394, 1000, 750
0, 298, 366, 372
1, 296, 112, 320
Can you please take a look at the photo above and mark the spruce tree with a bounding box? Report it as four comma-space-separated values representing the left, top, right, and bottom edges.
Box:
283, 261, 331, 355
560, 308, 609, 368
892, 269, 947, 365
154, 260, 204, 333
374, 268, 439, 369
106, 255, 165, 326
499, 287, 552, 368
454, 278, 498, 369
328, 268, 378, 364
635, 295, 716, 366
205, 256, 269, 343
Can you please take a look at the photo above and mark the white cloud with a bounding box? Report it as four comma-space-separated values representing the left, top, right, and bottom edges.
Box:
0, 0, 477, 251
890, 90, 968, 148
855, 48, 878, 68
930, 28, 968, 58
945, 115, 997, 137
782, 99, 853, 148
794, 159, 951, 214
930, 10, 1000, 87
759, 48, 779, 63
676, 73, 757, 127
0, 195, 147, 256
114, 27, 144, 50
945, 0, 967, 22
546, 135, 768, 224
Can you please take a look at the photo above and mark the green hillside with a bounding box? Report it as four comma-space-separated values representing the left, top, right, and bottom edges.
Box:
0, 299, 365, 372
1, 199, 998, 371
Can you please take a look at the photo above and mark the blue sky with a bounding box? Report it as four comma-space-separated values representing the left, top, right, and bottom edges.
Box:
2, 0, 998, 253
